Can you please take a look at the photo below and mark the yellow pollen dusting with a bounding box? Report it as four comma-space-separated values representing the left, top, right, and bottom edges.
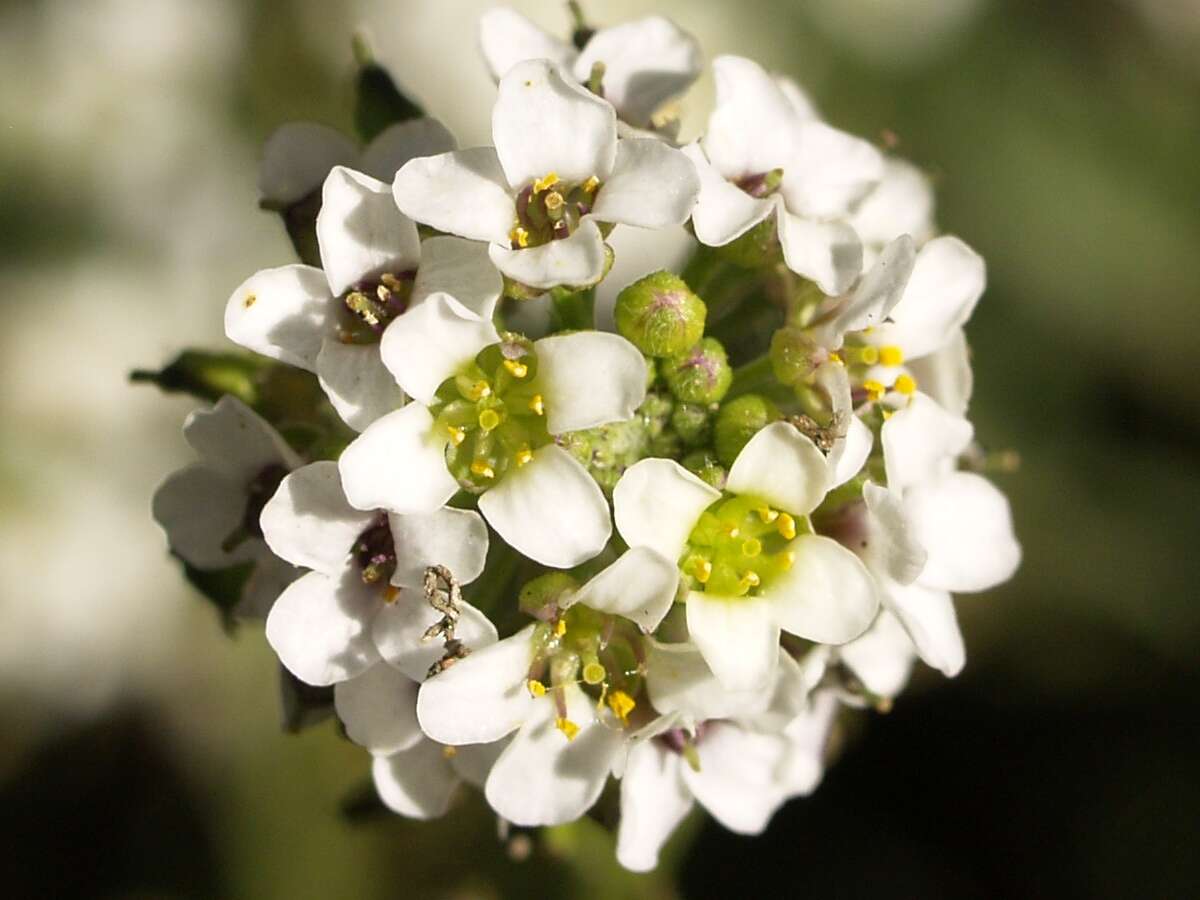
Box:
527, 679, 547, 698
510, 226, 530, 248
894, 373, 917, 395
445, 425, 466, 446
478, 409, 501, 432
582, 662, 606, 685
863, 379, 886, 403
776, 513, 797, 541
515, 446, 533, 467
554, 618, 568, 638
470, 460, 495, 479
756, 506, 779, 523
582, 175, 600, 193
533, 172, 560, 193
502, 359, 528, 378
441, 745, 458, 758
243, 293, 257, 309
742, 538, 763, 558
879, 345, 905, 367
555, 717, 580, 741
528, 394, 545, 415
608, 690, 636, 724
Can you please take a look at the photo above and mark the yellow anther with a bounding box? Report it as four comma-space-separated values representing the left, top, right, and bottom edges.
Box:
607, 690, 636, 724
528, 394, 544, 416
756, 506, 779, 523
780, 551, 795, 572
544, 190, 564, 211
581, 175, 600, 193
858, 345, 879, 366
555, 717, 580, 741
445, 425, 466, 446
881, 408, 895, 420
533, 172, 560, 193
554, 618, 567, 638
863, 379, 886, 403
470, 460, 495, 479
879, 345, 905, 367
502, 358, 528, 378
720, 522, 740, 539
582, 662, 606, 685
509, 226, 530, 248
827, 350, 843, 365
776, 513, 797, 541
742, 538, 763, 558
741, 570, 761, 588
893, 373, 917, 396
463, 380, 491, 401
527, 679, 547, 698
380, 273, 404, 290
383, 585, 400, 604
441, 745, 458, 758
243, 293, 256, 309
515, 446, 533, 467
376, 284, 391, 303
688, 557, 712, 584
478, 409, 501, 432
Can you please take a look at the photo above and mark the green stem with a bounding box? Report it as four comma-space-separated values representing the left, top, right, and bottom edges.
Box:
727, 354, 776, 399
549, 286, 595, 332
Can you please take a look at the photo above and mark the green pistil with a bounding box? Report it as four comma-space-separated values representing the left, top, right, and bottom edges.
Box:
680, 493, 810, 597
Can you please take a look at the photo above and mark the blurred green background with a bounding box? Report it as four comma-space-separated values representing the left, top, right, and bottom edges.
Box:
2, 0, 1198, 897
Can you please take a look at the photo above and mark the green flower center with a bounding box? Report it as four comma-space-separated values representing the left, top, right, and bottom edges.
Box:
336, 270, 416, 344
509, 171, 601, 249
680, 493, 810, 597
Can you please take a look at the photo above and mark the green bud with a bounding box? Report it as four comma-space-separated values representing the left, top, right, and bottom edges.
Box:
519, 572, 580, 620
671, 402, 712, 448
662, 337, 733, 404
130, 350, 267, 406
716, 217, 780, 268
682, 450, 727, 490
352, 33, 423, 142
614, 271, 706, 357
714, 394, 781, 466
650, 430, 683, 459
769, 326, 823, 386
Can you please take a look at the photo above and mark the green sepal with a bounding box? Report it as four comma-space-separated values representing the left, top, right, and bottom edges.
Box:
130, 350, 268, 407
279, 665, 336, 734
178, 555, 254, 633
353, 47, 423, 142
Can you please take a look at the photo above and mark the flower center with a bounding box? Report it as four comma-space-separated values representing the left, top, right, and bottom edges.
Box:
680, 493, 809, 597
221, 463, 288, 553
734, 168, 784, 199
509, 171, 601, 249
428, 334, 550, 492
352, 515, 396, 587
337, 270, 416, 343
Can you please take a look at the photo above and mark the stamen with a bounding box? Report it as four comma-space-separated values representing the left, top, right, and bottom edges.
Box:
827, 350, 843, 365
470, 460, 495, 479
863, 379, 886, 403
554, 619, 567, 638
502, 359, 528, 378
441, 745, 458, 758
581, 175, 600, 194
509, 226, 530, 248
243, 293, 256, 309
879, 345, 905, 367
445, 425, 466, 446
741, 570, 761, 589
607, 690, 636, 725
383, 585, 400, 604
756, 506, 779, 523
514, 446, 533, 467
527, 679, 547, 697
533, 172, 560, 193
780, 551, 795, 571
893, 373, 917, 395
777, 513, 797, 540
555, 717, 580, 741
686, 555, 712, 584
462, 379, 491, 401
528, 394, 544, 415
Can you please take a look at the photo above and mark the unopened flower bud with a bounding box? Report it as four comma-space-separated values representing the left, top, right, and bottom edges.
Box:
769, 326, 823, 386
519, 572, 580, 621
661, 337, 732, 404
614, 271, 706, 357
671, 402, 712, 448
682, 450, 727, 490
714, 394, 781, 466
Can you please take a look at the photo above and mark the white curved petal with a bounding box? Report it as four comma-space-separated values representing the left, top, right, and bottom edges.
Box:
535, 331, 647, 434
416, 625, 535, 744
686, 592, 779, 692
265, 568, 382, 686
862, 482, 927, 586
493, 60, 617, 189
337, 404, 457, 514
489, 218, 608, 290
317, 167, 421, 298
224, 264, 332, 371
768, 535, 879, 645
822, 235, 916, 342
778, 691, 838, 795
644, 639, 771, 725
850, 157, 936, 249
682, 142, 774, 247
613, 458, 719, 561
616, 741, 693, 872
387, 507, 489, 589
392, 147, 515, 244
379, 292, 500, 405
838, 610, 915, 699
484, 685, 622, 826
781, 120, 883, 220
906, 472, 1020, 593
152, 464, 254, 570
775, 203, 862, 296
775, 75, 819, 120
907, 327, 973, 417
372, 741, 459, 819
477, 445, 611, 569
478, 8, 575, 81
259, 122, 357, 206
881, 392, 974, 492
447, 739, 509, 788
683, 723, 790, 834
410, 235, 502, 319
316, 340, 406, 432
883, 580, 964, 677
259, 460, 374, 575
727, 421, 830, 516
828, 415, 873, 489
373, 597, 497, 682
590, 139, 699, 229
183, 395, 299, 480
334, 662, 422, 755
885, 236, 985, 359
704, 55, 800, 179
595, 224, 696, 332
359, 117, 458, 183
237, 550, 300, 619
569, 548, 679, 632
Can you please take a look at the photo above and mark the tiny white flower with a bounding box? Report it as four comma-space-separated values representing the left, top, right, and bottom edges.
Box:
392, 60, 700, 291
849, 157, 937, 268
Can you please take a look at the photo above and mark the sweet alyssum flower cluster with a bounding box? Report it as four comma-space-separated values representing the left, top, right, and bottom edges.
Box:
145, 6, 1019, 871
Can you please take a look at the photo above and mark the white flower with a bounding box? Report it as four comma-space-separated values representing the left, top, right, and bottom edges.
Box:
478, 9, 702, 134
684, 55, 884, 295
604, 421, 880, 691
259, 460, 496, 685
226, 162, 502, 432
849, 157, 937, 267
338, 292, 647, 568
152, 395, 302, 618
392, 60, 700, 291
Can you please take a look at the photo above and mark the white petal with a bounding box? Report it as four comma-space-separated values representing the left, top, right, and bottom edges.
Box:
775, 76, 819, 120
883, 580, 964, 677
264, 568, 381, 686
727, 421, 830, 516
392, 147, 515, 244
778, 691, 838, 795
478, 8, 575, 81
372, 741, 459, 819
768, 535, 879, 644
387, 507, 489, 589
850, 157, 936, 249
574, 16, 701, 127
488, 218, 608, 290
316, 340, 406, 432
238, 550, 300, 619
907, 327, 973, 417
683, 723, 791, 833
535, 331, 647, 434
613, 459, 720, 560
616, 741, 693, 872
703, 55, 800, 179
590, 139, 699, 229
152, 464, 254, 570
484, 685, 622, 826
258, 122, 357, 206
224, 264, 332, 371
775, 203, 862, 296
884, 236, 985, 359
358, 117, 458, 183
822, 235, 916, 341
569, 548, 680, 632
379, 292, 500, 405
337, 404, 457, 514
685, 591, 780, 691
259, 460, 374, 575
415, 625, 536, 744
317, 167, 421, 297
595, 224, 696, 332
644, 639, 771, 725
682, 142, 774, 247
334, 663, 422, 755
447, 739, 509, 788
410, 235, 502, 319
905, 472, 1020, 592
477, 445, 612, 569
373, 597, 497, 682
862, 482, 927, 586
881, 392, 974, 492
838, 610, 915, 698
183, 395, 299, 481
828, 415, 873, 489
780, 120, 883, 220
493, 60, 617, 189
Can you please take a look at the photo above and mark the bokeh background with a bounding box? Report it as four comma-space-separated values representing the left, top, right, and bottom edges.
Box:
2, 0, 1198, 897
